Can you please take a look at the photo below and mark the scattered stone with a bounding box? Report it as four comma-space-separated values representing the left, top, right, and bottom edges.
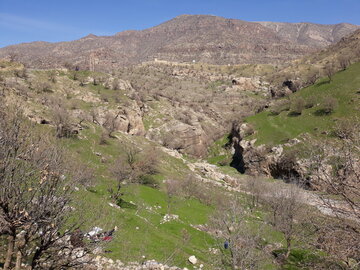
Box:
188, 255, 197, 265
160, 214, 179, 224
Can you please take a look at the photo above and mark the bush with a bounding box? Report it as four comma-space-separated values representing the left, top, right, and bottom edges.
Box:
139, 175, 159, 188
304, 97, 315, 109
289, 97, 305, 116
320, 97, 338, 115
270, 99, 291, 115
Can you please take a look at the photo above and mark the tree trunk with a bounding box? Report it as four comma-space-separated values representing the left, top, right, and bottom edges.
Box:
285, 237, 291, 259
31, 247, 43, 270
15, 250, 22, 270
3, 234, 15, 270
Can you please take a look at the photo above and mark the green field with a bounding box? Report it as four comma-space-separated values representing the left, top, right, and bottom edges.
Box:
246, 62, 360, 146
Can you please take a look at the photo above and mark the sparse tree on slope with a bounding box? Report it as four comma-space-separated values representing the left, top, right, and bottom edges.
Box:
0, 105, 94, 269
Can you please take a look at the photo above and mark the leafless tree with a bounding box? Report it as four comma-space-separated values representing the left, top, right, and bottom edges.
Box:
306, 123, 360, 267
324, 63, 336, 83
0, 105, 94, 269
164, 180, 181, 214
51, 100, 76, 138
245, 177, 265, 211
102, 111, 122, 138
209, 196, 265, 269
338, 55, 351, 71
110, 144, 159, 203
305, 70, 320, 85
261, 183, 305, 259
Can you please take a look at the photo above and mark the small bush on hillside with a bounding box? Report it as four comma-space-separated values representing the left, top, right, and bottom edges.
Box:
139, 175, 159, 188
270, 99, 291, 116
304, 97, 315, 109
317, 97, 338, 115
99, 131, 109, 145
289, 97, 305, 116
305, 70, 320, 85
243, 124, 255, 137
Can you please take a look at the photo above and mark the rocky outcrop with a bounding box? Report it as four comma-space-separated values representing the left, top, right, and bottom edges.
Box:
231, 123, 309, 185
147, 121, 209, 157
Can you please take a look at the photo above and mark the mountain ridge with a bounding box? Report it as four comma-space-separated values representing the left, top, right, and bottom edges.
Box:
0, 14, 359, 70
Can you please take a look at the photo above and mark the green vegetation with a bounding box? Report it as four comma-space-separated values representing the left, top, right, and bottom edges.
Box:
206, 134, 232, 166
246, 62, 360, 146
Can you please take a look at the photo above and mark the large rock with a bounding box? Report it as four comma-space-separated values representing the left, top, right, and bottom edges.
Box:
188, 255, 197, 265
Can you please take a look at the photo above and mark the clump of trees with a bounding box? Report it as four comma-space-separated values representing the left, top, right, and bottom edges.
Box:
0, 105, 94, 269
307, 120, 360, 268
110, 144, 159, 205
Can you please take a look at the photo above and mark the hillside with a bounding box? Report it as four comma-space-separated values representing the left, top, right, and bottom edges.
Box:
231, 61, 360, 190
2, 57, 358, 269
257, 21, 359, 47
267, 29, 360, 95
0, 15, 359, 71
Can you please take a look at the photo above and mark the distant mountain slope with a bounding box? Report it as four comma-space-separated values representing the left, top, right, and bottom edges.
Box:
0, 15, 359, 71
257, 21, 359, 47
268, 28, 360, 89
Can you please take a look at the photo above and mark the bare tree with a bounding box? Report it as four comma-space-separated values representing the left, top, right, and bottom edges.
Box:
209, 196, 265, 270
51, 100, 76, 138
245, 177, 265, 211
0, 105, 94, 269
305, 70, 320, 85
324, 63, 336, 83
102, 111, 122, 138
110, 144, 159, 204
261, 183, 305, 259
338, 55, 351, 71
306, 121, 360, 268
8, 52, 18, 62
164, 180, 181, 214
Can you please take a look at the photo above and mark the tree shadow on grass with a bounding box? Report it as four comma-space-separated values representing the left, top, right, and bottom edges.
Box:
287, 111, 301, 117
313, 109, 331, 116
314, 80, 330, 88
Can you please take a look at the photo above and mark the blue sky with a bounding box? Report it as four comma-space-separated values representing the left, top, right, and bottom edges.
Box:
1, 0, 359, 48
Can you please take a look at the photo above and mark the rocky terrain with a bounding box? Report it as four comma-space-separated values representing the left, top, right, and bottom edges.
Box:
0, 14, 359, 270
0, 15, 359, 71
257, 21, 359, 47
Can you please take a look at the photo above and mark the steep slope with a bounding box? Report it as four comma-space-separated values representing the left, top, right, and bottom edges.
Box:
231, 61, 360, 189
257, 21, 359, 47
0, 15, 359, 71
265, 29, 360, 97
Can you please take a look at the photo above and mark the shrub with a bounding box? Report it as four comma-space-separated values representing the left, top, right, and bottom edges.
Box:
270, 99, 291, 115
304, 97, 315, 109
139, 175, 159, 188
289, 97, 305, 116
321, 97, 338, 114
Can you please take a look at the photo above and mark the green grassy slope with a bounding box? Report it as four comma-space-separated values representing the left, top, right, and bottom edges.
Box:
246, 62, 360, 146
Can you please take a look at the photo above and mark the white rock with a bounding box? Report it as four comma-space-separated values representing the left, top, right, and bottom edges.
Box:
188, 255, 197, 264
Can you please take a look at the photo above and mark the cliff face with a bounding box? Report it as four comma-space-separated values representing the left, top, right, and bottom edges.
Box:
1, 15, 358, 71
